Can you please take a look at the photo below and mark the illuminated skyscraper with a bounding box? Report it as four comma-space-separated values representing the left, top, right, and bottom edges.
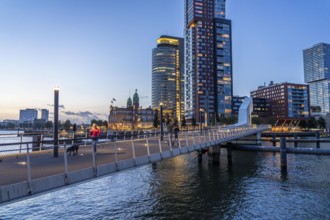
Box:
185, 0, 233, 124
303, 43, 330, 115
152, 35, 184, 122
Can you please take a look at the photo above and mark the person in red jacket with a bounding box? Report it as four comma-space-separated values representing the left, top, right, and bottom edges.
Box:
90, 123, 101, 153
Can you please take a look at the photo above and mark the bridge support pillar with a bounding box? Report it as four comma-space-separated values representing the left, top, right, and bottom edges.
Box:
227, 142, 232, 166
256, 132, 261, 145
280, 137, 287, 171
208, 146, 221, 164
198, 150, 203, 163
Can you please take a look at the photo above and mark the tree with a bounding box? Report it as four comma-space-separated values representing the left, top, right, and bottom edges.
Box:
192, 115, 196, 128
252, 117, 262, 125
45, 121, 53, 130
153, 111, 159, 128
174, 117, 178, 126
307, 116, 317, 129
299, 120, 307, 129
91, 119, 97, 126
181, 115, 186, 128
63, 120, 72, 131
318, 117, 326, 129
102, 120, 108, 128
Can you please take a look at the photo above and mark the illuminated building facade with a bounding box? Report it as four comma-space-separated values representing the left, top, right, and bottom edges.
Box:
109, 89, 155, 130
152, 35, 184, 122
303, 43, 330, 115
185, 0, 233, 123
250, 82, 310, 120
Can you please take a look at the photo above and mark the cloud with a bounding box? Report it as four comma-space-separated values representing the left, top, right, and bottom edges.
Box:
60, 111, 106, 124
47, 104, 65, 109
140, 96, 149, 99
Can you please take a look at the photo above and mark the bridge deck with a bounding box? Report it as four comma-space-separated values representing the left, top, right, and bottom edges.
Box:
0, 125, 269, 203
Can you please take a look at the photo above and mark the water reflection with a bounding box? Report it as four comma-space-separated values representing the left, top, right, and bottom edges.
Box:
1, 148, 330, 219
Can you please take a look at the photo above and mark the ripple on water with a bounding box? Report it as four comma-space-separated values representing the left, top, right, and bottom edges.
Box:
1, 151, 330, 219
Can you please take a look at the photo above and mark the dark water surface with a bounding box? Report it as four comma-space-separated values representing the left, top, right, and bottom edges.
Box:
1, 146, 330, 219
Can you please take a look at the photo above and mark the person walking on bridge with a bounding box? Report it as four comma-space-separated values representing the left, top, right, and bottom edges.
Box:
90, 123, 101, 153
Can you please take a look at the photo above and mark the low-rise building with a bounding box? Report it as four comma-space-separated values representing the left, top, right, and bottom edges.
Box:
108, 89, 155, 130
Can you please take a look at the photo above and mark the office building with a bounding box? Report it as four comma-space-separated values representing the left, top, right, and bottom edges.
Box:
152, 35, 184, 122
19, 109, 38, 124
250, 82, 309, 121
232, 96, 247, 115
41, 109, 49, 122
185, 0, 233, 124
303, 43, 330, 115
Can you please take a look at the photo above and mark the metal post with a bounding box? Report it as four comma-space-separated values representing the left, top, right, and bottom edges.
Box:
316, 131, 320, 148
185, 133, 189, 146
131, 137, 136, 166
19, 134, 23, 153
280, 137, 287, 170
160, 104, 163, 141
92, 143, 97, 177
146, 136, 150, 161
63, 144, 69, 184
158, 137, 163, 159
39, 134, 43, 151
294, 134, 298, 147
168, 133, 173, 156
26, 144, 32, 194
54, 87, 59, 157
114, 140, 118, 170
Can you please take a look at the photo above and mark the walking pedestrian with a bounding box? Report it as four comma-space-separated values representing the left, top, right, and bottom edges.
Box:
90, 123, 101, 153
173, 125, 180, 145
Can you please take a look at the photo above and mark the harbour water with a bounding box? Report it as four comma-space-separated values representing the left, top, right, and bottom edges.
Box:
1, 140, 330, 219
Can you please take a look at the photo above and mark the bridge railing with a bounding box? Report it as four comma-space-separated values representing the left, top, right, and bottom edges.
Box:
0, 125, 270, 189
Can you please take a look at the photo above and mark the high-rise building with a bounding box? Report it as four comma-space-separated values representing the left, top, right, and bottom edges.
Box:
41, 109, 49, 122
19, 109, 38, 124
185, 0, 233, 124
303, 43, 330, 115
250, 82, 309, 120
151, 35, 184, 122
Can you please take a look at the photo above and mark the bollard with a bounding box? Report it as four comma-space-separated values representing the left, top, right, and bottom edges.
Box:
294, 134, 298, 147
316, 131, 320, 148
280, 137, 287, 170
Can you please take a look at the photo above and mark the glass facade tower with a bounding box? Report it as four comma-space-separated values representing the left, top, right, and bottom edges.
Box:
303, 43, 330, 115
184, 0, 233, 123
152, 36, 184, 122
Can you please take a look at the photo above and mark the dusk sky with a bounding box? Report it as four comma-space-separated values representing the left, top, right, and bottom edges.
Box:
1, 0, 329, 123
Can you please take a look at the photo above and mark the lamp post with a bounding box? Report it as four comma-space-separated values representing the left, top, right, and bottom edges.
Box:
199, 108, 204, 134
160, 103, 163, 141
54, 87, 59, 157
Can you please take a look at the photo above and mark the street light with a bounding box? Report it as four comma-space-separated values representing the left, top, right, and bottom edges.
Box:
199, 108, 204, 134
54, 87, 59, 157
160, 103, 163, 141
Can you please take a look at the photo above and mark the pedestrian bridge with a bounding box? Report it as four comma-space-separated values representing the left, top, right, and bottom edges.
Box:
0, 125, 270, 204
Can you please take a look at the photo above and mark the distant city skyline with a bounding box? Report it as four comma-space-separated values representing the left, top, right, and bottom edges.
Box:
1, 0, 329, 123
